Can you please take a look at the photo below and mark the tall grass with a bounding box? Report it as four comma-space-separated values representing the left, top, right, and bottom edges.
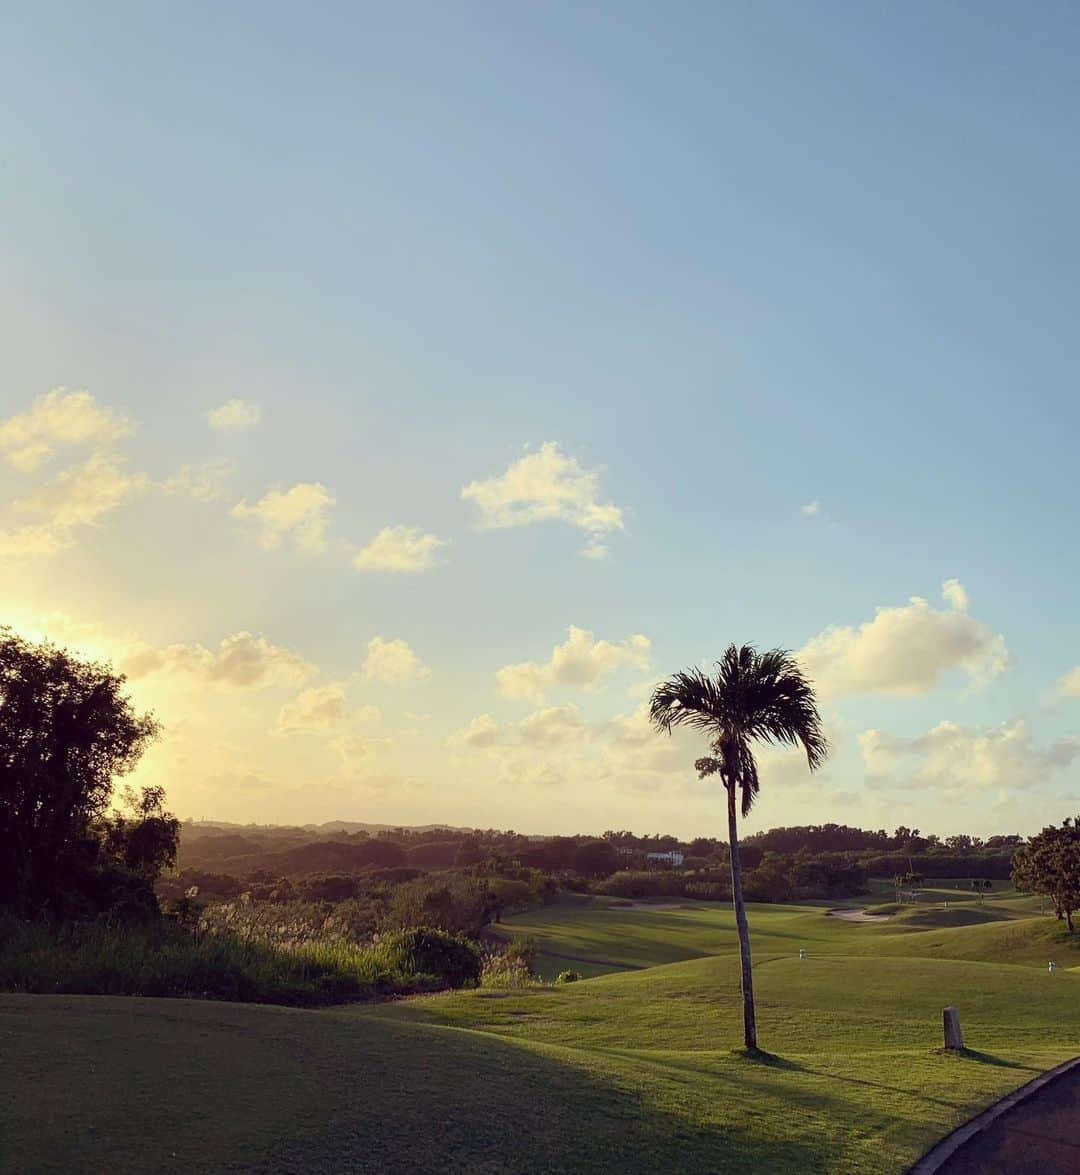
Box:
0, 914, 461, 1006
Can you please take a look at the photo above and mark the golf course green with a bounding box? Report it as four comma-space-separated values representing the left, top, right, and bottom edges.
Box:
4, 894, 1078, 1173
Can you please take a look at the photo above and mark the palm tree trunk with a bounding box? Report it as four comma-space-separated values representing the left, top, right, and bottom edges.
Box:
726, 780, 757, 1050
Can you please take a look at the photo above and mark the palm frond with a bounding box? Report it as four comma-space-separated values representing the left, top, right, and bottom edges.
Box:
649, 643, 828, 813
649, 666, 727, 736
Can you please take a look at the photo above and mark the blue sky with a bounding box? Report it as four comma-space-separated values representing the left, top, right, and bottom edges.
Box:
2, 3, 1079, 835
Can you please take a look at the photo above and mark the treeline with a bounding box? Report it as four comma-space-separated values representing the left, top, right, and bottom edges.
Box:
741, 824, 1023, 856
167, 816, 1032, 925
178, 820, 1023, 888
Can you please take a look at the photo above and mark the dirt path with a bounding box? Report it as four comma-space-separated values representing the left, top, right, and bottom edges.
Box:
937, 1064, 1080, 1173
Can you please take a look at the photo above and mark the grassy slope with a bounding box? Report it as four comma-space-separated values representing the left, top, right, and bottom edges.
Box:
2, 993, 750, 1174
368, 903, 1080, 1171
5, 900, 1079, 1174
504, 895, 1063, 979
368, 950, 1079, 1173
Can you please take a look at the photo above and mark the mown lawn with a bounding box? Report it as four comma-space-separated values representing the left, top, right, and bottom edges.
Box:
365, 935, 1080, 1172
503, 895, 1065, 979
3, 901, 1078, 1174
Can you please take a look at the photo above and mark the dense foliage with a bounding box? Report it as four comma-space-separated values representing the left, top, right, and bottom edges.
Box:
170, 817, 1037, 920
376, 927, 482, 989
1013, 816, 1080, 931
0, 915, 478, 1005
0, 629, 174, 919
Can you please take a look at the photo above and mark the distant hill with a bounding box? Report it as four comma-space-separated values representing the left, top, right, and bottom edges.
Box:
182, 819, 474, 836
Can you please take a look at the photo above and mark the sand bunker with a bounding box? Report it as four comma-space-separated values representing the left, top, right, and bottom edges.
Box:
826, 908, 892, 923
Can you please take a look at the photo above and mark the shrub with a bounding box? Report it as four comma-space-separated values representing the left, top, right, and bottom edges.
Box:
0, 915, 487, 1005
385, 874, 492, 936
594, 871, 685, 900
164, 887, 204, 928
479, 936, 537, 989
0, 915, 394, 1005
377, 927, 482, 989
555, 969, 581, 984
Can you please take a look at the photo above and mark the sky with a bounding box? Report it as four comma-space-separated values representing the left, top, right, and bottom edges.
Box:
3, 2, 1080, 838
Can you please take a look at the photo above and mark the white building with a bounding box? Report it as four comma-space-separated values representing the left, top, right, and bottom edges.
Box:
646, 850, 684, 867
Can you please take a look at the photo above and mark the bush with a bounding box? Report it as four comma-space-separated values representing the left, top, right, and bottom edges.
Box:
377, 927, 482, 989
594, 871, 685, 900
479, 936, 537, 989
386, 874, 493, 936
0, 915, 485, 1006
555, 969, 581, 984
0, 915, 394, 1005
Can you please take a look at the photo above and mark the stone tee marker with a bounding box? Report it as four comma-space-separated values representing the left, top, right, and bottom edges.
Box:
943, 1006, 964, 1051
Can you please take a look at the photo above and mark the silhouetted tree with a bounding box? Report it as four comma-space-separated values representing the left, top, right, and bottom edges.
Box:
650, 644, 827, 1050
0, 628, 163, 917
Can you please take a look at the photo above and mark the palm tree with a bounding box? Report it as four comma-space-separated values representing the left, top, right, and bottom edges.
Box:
649, 644, 827, 1050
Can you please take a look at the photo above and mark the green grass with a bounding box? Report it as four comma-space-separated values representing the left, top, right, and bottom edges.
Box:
496, 894, 1063, 974
4, 896, 1079, 1173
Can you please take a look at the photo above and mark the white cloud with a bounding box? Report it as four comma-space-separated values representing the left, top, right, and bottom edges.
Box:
1054, 667, 1080, 698
599, 703, 695, 780
276, 684, 381, 735
798, 580, 1007, 699
7, 611, 109, 650
206, 399, 262, 431
801, 500, 821, 518
581, 540, 610, 560
160, 461, 233, 502
520, 705, 587, 745
940, 577, 969, 612
596, 704, 843, 798
15, 451, 150, 529
0, 525, 71, 559
452, 696, 840, 802
353, 525, 448, 572
461, 441, 625, 557
0, 392, 228, 559
276, 683, 349, 733
231, 482, 334, 554
496, 626, 651, 703
0, 388, 133, 471
122, 631, 316, 689
331, 733, 390, 763
452, 704, 586, 751
454, 713, 504, 749
360, 636, 431, 686
859, 718, 1080, 793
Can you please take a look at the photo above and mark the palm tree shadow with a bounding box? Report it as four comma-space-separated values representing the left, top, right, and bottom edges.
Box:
948, 1049, 1036, 1070
733, 1047, 806, 1071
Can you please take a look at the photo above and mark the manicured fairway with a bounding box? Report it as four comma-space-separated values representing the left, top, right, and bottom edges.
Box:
505, 894, 1064, 979
4, 900, 1078, 1174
